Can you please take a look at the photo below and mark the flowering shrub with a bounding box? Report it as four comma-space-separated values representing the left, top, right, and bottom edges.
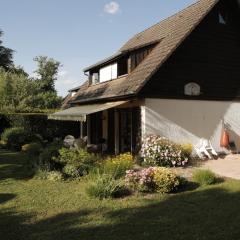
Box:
141, 135, 189, 167
125, 167, 181, 193
125, 167, 155, 192
153, 167, 180, 193
101, 153, 134, 179
180, 143, 193, 158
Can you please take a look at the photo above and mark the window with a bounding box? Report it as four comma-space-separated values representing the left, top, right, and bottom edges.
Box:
118, 58, 128, 76
99, 63, 117, 82
71, 91, 77, 97
130, 46, 153, 71
219, 13, 226, 25
92, 73, 99, 84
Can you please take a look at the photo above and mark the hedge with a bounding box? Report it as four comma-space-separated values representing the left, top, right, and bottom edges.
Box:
0, 113, 81, 140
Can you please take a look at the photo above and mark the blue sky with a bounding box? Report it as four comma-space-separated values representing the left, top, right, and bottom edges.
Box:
0, 0, 196, 96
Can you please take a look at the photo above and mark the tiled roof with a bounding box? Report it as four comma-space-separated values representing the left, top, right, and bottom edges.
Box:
71, 0, 219, 104
62, 81, 88, 109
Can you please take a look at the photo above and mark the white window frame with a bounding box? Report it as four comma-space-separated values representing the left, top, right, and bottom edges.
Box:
99, 63, 118, 83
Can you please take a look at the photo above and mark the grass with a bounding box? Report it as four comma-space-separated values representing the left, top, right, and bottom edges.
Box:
1, 149, 240, 239
192, 169, 217, 186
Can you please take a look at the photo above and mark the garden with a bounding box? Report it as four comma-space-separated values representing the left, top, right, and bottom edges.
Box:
0, 126, 204, 198
1, 125, 240, 239
0, 125, 226, 198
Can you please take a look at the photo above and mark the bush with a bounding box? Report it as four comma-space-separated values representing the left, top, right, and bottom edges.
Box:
34, 169, 49, 180
125, 167, 155, 192
180, 144, 193, 158
34, 169, 63, 181
63, 164, 81, 178
54, 148, 99, 177
192, 169, 217, 186
1, 113, 80, 142
0, 140, 7, 149
100, 153, 134, 179
86, 174, 129, 199
22, 142, 43, 155
46, 171, 64, 181
22, 92, 62, 110
38, 140, 63, 171
141, 135, 189, 167
153, 167, 180, 193
125, 167, 182, 193
1, 127, 42, 151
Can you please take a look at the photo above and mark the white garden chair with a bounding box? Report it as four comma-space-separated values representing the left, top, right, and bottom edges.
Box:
195, 138, 218, 159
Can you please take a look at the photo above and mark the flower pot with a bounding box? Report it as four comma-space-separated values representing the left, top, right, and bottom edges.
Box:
220, 130, 229, 148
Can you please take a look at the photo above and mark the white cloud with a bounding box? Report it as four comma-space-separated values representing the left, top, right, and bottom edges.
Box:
104, 1, 120, 15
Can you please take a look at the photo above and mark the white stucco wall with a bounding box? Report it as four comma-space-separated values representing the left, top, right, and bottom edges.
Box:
142, 99, 240, 152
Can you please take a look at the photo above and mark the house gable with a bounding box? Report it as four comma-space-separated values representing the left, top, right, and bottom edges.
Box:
140, 0, 240, 101
69, 0, 219, 104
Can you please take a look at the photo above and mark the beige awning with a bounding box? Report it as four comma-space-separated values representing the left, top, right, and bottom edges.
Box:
48, 100, 128, 122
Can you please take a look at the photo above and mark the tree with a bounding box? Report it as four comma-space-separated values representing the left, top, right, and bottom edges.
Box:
0, 30, 14, 70
34, 56, 61, 92
0, 68, 62, 113
0, 53, 63, 113
11, 66, 29, 77
21, 92, 62, 110
0, 68, 33, 112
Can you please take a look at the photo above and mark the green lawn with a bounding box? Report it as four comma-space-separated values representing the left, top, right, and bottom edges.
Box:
1, 149, 240, 240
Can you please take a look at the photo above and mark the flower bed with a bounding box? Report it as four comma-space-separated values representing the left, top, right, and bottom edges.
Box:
125, 167, 181, 193
141, 135, 190, 167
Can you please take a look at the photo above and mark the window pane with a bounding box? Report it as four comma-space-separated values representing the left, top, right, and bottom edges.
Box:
99, 63, 118, 82
112, 63, 117, 79
100, 65, 112, 82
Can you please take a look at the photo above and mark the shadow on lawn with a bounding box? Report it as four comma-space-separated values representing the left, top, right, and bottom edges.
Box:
0, 194, 16, 205
0, 150, 31, 180
1, 187, 240, 240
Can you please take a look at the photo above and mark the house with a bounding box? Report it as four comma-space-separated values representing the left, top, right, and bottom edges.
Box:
49, 0, 240, 155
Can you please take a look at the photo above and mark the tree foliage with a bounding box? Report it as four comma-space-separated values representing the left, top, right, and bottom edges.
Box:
0, 28, 63, 113
34, 56, 61, 93
0, 30, 14, 70
0, 56, 62, 113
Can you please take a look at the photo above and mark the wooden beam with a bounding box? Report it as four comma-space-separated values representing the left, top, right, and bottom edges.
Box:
114, 110, 119, 155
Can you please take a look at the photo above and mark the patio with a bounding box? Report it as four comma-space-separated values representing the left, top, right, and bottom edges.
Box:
175, 155, 240, 180
200, 155, 240, 180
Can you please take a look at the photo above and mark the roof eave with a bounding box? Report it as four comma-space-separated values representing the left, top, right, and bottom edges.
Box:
69, 93, 137, 105
83, 52, 123, 72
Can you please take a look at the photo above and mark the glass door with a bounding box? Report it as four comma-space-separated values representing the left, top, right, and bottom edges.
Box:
119, 110, 132, 153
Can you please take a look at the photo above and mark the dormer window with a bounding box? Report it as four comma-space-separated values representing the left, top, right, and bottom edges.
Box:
87, 43, 156, 85
130, 45, 154, 71
71, 91, 77, 97
100, 63, 117, 82
92, 73, 99, 84
118, 58, 128, 76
